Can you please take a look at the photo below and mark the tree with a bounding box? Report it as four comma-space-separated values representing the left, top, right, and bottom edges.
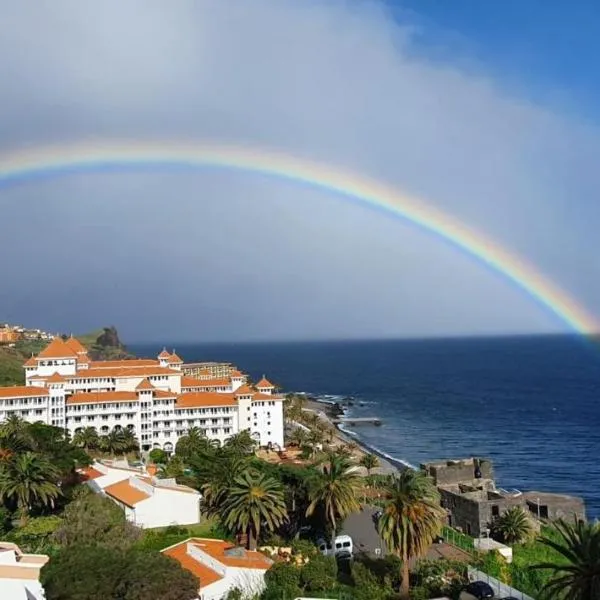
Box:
221, 471, 288, 550
53, 491, 141, 549
41, 544, 199, 600
287, 427, 308, 447
306, 454, 361, 540
262, 562, 302, 600
98, 428, 128, 456
300, 553, 338, 593
175, 426, 209, 460
149, 448, 168, 464
491, 506, 534, 545
72, 426, 99, 451
223, 430, 257, 457
360, 453, 380, 476
532, 519, 600, 600
0, 452, 61, 524
377, 469, 446, 599
120, 427, 138, 452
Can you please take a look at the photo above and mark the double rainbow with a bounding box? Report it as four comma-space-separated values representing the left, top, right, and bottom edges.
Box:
0, 140, 597, 334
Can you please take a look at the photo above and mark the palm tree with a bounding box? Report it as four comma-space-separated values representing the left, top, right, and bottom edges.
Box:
221, 471, 288, 550
491, 506, 534, 545
306, 454, 361, 540
72, 427, 99, 451
0, 415, 32, 453
287, 427, 307, 447
532, 519, 600, 600
377, 469, 446, 599
0, 452, 61, 524
120, 428, 138, 453
159, 455, 186, 480
98, 429, 128, 456
360, 453, 380, 476
224, 430, 257, 457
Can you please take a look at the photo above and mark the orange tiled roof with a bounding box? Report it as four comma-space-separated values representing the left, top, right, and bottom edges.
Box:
88, 359, 158, 369
79, 466, 104, 481
253, 393, 283, 401
104, 479, 150, 507
175, 538, 272, 570
193, 377, 230, 388
181, 376, 205, 388
135, 378, 155, 391
231, 370, 243, 377
46, 372, 65, 383
36, 338, 78, 359
77, 355, 90, 364
0, 386, 49, 398
24, 356, 37, 367
176, 392, 237, 409
256, 377, 273, 388
158, 349, 171, 359
67, 391, 138, 405
65, 336, 87, 354
66, 366, 179, 379
168, 352, 183, 363
234, 385, 254, 396
153, 389, 176, 399
162, 541, 221, 587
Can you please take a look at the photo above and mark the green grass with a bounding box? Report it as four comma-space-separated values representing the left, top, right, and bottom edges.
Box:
442, 526, 475, 553
135, 519, 230, 553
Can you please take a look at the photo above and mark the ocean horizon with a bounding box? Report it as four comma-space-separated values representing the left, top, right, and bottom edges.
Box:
131, 334, 600, 519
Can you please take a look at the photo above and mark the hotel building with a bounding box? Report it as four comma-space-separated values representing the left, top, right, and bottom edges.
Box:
0, 337, 284, 452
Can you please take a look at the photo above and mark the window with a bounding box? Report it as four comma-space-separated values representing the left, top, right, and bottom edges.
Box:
491, 505, 499, 518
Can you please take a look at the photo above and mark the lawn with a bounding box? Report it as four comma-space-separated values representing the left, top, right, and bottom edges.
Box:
135, 519, 230, 553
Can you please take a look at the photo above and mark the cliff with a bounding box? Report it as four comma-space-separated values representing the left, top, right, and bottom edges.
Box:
0, 326, 134, 385
75, 326, 134, 361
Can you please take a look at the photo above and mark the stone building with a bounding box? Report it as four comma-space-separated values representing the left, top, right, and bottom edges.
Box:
421, 457, 586, 538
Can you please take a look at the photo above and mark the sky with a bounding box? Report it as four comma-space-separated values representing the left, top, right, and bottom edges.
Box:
0, 0, 599, 343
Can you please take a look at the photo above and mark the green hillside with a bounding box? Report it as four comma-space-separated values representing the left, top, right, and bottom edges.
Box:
0, 326, 133, 386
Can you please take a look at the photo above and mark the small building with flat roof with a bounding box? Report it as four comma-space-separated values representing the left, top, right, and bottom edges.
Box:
163, 538, 273, 600
421, 457, 586, 538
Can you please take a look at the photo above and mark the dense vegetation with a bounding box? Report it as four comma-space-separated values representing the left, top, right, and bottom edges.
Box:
0, 384, 597, 599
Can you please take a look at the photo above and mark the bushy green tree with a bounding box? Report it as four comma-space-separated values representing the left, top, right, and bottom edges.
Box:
41, 544, 199, 600
149, 448, 168, 464
300, 553, 338, 593
262, 562, 302, 600
53, 491, 141, 549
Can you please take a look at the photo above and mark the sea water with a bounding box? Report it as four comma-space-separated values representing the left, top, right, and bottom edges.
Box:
132, 335, 600, 519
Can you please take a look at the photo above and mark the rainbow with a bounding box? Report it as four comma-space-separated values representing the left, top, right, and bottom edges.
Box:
0, 139, 597, 334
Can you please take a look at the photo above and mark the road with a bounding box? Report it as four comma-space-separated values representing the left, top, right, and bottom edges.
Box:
342, 506, 473, 566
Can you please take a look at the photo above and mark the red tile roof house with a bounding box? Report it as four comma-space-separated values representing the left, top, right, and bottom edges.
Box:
80, 460, 202, 529
163, 538, 273, 600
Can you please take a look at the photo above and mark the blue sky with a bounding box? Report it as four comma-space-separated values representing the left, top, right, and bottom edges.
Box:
394, 0, 600, 116
0, 0, 599, 342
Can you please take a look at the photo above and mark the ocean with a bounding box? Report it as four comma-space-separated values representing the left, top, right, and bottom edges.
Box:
131, 335, 600, 519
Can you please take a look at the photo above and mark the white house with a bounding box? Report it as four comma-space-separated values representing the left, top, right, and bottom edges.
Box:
0, 542, 49, 600
81, 461, 202, 529
162, 538, 273, 600
0, 336, 285, 451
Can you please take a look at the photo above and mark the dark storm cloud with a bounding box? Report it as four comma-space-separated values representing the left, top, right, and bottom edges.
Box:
1, 0, 599, 341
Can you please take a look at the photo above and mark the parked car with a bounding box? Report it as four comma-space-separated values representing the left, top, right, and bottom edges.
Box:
316, 535, 354, 557
459, 581, 495, 600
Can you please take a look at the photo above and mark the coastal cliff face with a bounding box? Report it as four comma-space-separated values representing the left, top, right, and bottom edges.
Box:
76, 326, 134, 361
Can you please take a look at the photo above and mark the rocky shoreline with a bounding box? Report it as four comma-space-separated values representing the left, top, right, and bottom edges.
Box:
302, 398, 400, 475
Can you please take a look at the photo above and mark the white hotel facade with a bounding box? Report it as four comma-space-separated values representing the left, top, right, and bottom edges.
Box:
0, 337, 284, 452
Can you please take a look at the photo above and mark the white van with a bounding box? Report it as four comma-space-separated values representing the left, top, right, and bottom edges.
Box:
317, 535, 353, 557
